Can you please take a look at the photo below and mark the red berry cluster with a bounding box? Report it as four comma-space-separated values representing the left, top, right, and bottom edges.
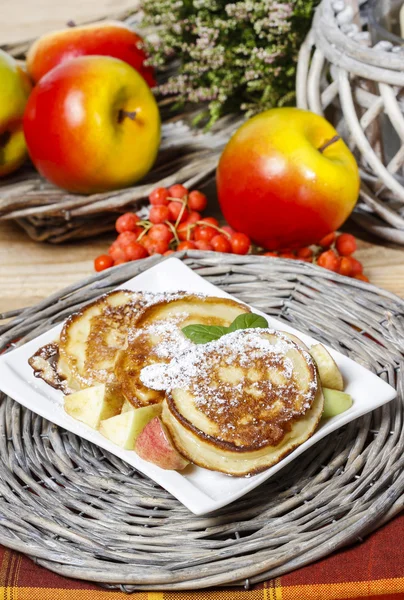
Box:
263, 232, 369, 282
94, 184, 252, 272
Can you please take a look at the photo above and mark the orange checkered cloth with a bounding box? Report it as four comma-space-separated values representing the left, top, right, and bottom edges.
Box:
0, 512, 403, 600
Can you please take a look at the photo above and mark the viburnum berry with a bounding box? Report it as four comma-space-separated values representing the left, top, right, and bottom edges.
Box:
108, 242, 126, 262
114, 258, 127, 266
338, 256, 352, 277
355, 273, 369, 282
168, 184, 189, 199
230, 232, 251, 255
199, 216, 219, 227
336, 233, 357, 256
186, 211, 201, 225
94, 254, 114, 272
168, 201, 189, 223
195, 240, 214, 251
164, 250, 175, 256
318, 232, 336, 248
148, 223, 174, 243
317, 249, 339, 271
115, 212, 140, 233
143, 237, 169, 255
194, 225, 217, 242
177, 211, 201, 240
347, 256, 363, 276
279, 251, 296, 259
211, 234, 231, 253
188, 190, 208, 212
221, 225, 235, 236
116, 230, 141, 248
296, 247, 313, 259
149, 187, 170, 206
125, 242, 149, 261
149, 205, 170, 224
177, 240, 197, 250
263, 252, 278, 257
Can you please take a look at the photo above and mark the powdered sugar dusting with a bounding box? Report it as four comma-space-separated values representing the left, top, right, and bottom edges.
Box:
141, 328, 318, 448
128, 313, 194, 361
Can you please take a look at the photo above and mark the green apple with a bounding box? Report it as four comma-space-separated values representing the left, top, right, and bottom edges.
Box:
0, 50, 32, 177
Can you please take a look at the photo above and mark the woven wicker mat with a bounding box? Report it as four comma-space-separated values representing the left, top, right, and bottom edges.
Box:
0, 252, 403, 592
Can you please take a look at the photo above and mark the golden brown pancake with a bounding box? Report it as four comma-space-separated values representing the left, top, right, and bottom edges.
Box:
114, 294, 250, 408
57, 290, 176, 390
141, 328, 323, 476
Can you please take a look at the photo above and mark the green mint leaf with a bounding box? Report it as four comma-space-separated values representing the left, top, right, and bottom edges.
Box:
228, 313, 269, 333
181, 324, 228, 344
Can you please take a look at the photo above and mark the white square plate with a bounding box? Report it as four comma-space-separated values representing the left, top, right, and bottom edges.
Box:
0, 258, 397, 515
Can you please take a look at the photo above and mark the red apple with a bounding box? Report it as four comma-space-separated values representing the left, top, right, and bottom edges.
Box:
135, 417, 189, 470
216, 108, 360, 250
27, 21, 155, 87
23, 56, 160, 194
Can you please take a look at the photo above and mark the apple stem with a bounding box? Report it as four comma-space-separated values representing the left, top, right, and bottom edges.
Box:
318, 135, 341, 154
118, 110, 137, 123
66, 20, 76, 27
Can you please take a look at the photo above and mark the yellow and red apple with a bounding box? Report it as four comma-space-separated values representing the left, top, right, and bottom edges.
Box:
23, 55, 160, 194
0, 49, 32, 178
27, 21, 155, 87
217, 108, 360, 250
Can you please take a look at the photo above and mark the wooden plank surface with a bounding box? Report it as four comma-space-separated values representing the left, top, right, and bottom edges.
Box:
1, 0, 404, 314
2, 218, 404, 314
0, 0, 137, 45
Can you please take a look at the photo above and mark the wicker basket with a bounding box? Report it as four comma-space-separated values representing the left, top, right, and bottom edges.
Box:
0, 13, 240, 243
297, 0, 404, 245
0, 252, 403, 591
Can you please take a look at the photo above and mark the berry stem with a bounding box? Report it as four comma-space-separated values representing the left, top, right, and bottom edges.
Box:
318, 135, 341, 154
174, 199, 187, 228
195, 220, 231, 238
136, 220, 153, 241
165, 220, 180, 245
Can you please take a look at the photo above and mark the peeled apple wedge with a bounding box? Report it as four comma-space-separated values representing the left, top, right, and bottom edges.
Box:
322, 388, 353, 418
64, 384, 123, 429
310, 344, 344, 391
121, 399, 135, 414
99, 404, 162, 450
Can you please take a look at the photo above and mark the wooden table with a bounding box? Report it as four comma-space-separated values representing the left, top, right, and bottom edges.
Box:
2, 218, 404, 314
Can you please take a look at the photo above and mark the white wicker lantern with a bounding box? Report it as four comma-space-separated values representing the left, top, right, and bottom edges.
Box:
297, 0, 404, 244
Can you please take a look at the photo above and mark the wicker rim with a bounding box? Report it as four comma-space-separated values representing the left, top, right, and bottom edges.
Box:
0, 251, 403, 591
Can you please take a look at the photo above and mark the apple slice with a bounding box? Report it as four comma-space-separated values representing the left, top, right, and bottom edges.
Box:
135, 417, 189, 470
64, 384, 123, 429
310, 344, 344, 391
322, 388, 353, 418
121, 399, 135, 414
99, 404, 162, 450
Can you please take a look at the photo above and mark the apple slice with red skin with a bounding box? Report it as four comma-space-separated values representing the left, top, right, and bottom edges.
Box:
135, 416, 189, 470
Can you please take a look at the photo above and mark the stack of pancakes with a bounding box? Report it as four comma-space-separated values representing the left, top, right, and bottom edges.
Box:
29, 289, 323, 476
